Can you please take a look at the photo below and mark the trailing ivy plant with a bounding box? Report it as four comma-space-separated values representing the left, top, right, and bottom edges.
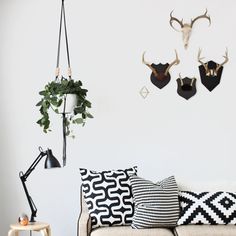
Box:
36, 77, 93, 137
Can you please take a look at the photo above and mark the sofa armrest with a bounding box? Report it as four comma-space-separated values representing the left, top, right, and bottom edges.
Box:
77, 186, 92, 236
77, 210, 91, 236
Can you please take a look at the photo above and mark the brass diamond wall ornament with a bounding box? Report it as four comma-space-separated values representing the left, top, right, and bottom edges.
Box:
139, 86, 149, 99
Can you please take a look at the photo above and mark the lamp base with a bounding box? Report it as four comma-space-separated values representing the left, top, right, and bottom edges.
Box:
30, 215, 36, 223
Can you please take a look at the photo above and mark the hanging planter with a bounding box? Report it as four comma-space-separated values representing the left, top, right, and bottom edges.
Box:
60, 93, 77, 114
36, 78, 93, 134
36, 0, 93, 166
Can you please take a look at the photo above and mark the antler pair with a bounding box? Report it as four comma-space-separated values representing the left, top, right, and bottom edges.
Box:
198, 49, 229, 76
170, 9, 211, 49
170, 9, 211, 30
142, 50, 180, 77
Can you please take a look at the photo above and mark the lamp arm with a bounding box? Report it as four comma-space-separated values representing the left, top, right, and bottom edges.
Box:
19, 148, 47, 222
23, 149, 47, 180
19, 174, 37, 222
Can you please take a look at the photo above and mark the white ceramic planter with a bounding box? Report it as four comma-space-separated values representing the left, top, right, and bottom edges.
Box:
59, 94, 77, 114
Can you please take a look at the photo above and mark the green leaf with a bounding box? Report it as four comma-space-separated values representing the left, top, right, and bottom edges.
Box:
50, 96, 57, 102
65, 119, 70, 126
44, 119, 50, 130
61, 79, 69, 87
86, 113, 94, 118
74, 118, 84, 124
36, 119, 42, 125
39, 106, 44, 115
74, 107, 85, 114
57, 99, 63, 107
36, 101, 42, 106
84, 100, 92, 108
39, 91, 47, 96
50, 100, 59, 107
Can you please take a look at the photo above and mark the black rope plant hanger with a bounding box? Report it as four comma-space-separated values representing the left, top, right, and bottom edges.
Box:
36, 0, 93, 167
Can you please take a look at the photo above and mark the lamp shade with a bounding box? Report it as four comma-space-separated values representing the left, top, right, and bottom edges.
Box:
44, 149, 61, 169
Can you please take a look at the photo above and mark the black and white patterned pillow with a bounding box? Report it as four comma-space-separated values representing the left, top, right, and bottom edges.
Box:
130, 175, 180, 229
79, 166, 137, 229
178, 191, 236, 225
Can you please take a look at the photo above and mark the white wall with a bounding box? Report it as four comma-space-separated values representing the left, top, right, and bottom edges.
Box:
1, 0, 236, 235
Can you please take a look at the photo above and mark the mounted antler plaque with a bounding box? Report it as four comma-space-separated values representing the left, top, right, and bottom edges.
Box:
198, 49, 229, 91
177, 74, 197, 100
142, 50, 180, 89
170, 9, 211, 49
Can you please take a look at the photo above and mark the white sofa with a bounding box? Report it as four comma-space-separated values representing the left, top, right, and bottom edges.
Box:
78, 180, 236, 236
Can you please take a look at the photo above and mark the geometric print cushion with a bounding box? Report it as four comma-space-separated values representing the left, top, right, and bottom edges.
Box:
130, 175, 180, 229
79, 166, 137, 229
178, 191, 236, 225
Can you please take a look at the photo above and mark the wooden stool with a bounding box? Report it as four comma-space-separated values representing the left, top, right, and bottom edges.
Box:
8, 222, 51, 236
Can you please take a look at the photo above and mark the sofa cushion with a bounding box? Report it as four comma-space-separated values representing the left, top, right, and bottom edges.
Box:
177, 180, 236, 192
79, 166, 137, 229
130, 175, 179, 229
91, 226, 174, 236
175, 225, 236, 236
178, 191, 236, 225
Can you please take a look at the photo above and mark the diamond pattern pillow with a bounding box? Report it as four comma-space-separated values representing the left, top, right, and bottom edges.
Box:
79, 167, 137, 229
178, 191, 236, 225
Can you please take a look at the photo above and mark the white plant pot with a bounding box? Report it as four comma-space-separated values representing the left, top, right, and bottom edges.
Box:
59, 94, 77, 114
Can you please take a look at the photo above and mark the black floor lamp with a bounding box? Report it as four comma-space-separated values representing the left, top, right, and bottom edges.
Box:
19, 147, 61, 222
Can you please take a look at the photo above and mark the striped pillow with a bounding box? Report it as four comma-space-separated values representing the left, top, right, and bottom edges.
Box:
130, 175, 180, 229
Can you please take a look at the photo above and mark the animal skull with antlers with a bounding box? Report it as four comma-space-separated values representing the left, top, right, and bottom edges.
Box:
142, 50, 180, 89
198, 48, 229, 91
170, 9, 211, 49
